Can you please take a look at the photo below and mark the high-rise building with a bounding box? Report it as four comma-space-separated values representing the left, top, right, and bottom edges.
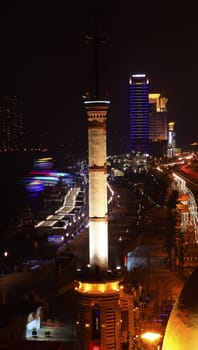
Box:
167, 121, 176, 158
149, 93, 168, 157
0, 96, 24, 151
128, 74, 150, 154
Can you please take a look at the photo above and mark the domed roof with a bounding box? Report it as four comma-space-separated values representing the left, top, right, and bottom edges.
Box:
162, 266, 198, 350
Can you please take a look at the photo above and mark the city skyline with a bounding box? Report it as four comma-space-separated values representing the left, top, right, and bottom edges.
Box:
0, 2, 197, 155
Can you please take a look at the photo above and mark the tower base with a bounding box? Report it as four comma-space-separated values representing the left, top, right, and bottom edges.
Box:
76, 279, 121, 350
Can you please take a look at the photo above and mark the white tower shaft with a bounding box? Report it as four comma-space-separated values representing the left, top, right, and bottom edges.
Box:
84, 100, 110, 270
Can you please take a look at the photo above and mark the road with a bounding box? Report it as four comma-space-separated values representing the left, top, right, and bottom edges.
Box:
173, 166, 198, 205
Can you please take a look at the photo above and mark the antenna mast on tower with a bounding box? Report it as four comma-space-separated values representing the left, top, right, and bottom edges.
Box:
85, 11, 106, 99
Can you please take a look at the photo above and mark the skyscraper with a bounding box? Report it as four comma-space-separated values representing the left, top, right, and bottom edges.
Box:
167, 121, 176, 158
149, 93, 168, 157
128, 74, 150, 154
0, 96, 24, 151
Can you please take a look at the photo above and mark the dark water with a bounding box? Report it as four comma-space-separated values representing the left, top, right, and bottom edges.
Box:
0, 152, 44, 231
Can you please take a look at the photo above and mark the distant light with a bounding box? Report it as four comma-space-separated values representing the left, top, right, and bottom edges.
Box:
84, 100, 110, 105
132, 74, 146, 78
33, 176, 58, 182
48, 235, 64, 244
141, 332, 161, 342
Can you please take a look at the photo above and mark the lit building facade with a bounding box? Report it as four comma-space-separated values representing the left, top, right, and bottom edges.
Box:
167, 121, 176, 158
76, 280, 121, 350
149, 93, 168, 157
129, 74, 150, 154
0, 96, 24, 151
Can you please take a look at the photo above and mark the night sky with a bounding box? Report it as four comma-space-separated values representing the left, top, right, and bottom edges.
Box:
0, 1, 197, 156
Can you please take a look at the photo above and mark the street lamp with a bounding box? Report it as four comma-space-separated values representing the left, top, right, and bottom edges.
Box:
140, 331, 162, 349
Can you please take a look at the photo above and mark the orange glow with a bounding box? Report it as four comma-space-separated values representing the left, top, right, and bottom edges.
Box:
77, 280, 120, 294
168, 121, 175, 130
90, 340, 101, 350
141, 331, 161, 342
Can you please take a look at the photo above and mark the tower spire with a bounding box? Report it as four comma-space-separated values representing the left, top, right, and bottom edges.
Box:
85, 11, 106, 99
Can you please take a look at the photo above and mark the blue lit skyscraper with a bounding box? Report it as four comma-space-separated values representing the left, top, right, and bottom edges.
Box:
128, 74, 150, 154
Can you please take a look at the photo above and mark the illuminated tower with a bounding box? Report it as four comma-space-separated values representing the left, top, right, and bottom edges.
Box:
76, 84, 122, 350
75, 16, 123, 350
129, 74, 150, 154
84, 99, 109, 269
